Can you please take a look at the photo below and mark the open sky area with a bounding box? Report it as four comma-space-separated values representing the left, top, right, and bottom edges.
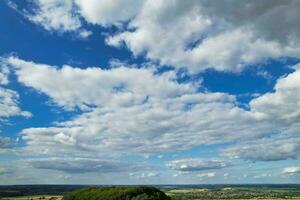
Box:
0, 0, 300, 184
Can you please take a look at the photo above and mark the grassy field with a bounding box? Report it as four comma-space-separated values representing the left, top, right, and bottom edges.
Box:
2, 196, 62, 200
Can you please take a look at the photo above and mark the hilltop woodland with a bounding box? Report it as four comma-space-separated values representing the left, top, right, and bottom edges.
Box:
62, 186, 171, 200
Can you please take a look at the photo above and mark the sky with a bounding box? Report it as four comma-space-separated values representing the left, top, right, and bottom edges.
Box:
0, 0, 300, 185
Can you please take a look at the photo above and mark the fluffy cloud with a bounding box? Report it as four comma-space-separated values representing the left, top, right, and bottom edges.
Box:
24, 0, 90, 37
18, 0, 141, 36
0, 86, 31, 120
167, 159, 229, 172
7, 56, 194, 110
21, 0, 142, 30
15, 1, 300, 72
4, 1, 300, 183
74, 0, 142, 26
0, 61, 31, 121
283, 167, 300, 174
224, 136, 300, 161
27, 157, 145, 173
4, 57, 300, 163
222, 64, 300, 161
106, 0, 300, 73
250, 67, 300, 126
6, 57, 275, 156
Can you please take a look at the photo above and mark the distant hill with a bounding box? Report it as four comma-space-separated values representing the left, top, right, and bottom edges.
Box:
62, 186, 171, 200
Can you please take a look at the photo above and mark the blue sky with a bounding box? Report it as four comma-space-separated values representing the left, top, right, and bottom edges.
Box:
0, 0, 300, 184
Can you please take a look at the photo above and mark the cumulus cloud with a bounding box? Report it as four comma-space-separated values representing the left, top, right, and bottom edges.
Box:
23, 0, 90, 37
283, 167, 300, 174
3, 56, 300, 164
27, 157, 146, 173
223, 64, 300, 162
17, 0, 142, 37
0, 57, 31, 121
167, 159, 230, 172
4, 1, 300, 182
6, 57, 276, 156
21, 0, 142, 31
250, 66, 300, 125
14, 1, 300, 72
6, 56, 194, 110
224, 136, 300, 161
74, 0, 142, 26
106, 0, 300, 73
0, 86, 32, 120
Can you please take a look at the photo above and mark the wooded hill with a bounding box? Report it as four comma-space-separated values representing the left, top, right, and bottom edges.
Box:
62, 186, 171, 200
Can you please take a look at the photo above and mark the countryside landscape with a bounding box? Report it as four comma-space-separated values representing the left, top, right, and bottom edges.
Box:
1, 0, 300, 199
1, 185, 300, 199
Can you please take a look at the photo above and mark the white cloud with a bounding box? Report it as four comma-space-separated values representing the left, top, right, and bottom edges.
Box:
27, 0, 81, 31
197, 172, 215, 178
129, 172, 159, 179
223, 64, 300, 162
167, 159, 229, 172
11, 0, 300, 73
4, 1, 300, 182
7, 56, 194, 110
283, 167, 300, 174
250, 67, 300, 126
0, 61, 31, 121
78, 30, 92, 38
7, 57, 274, 156
15, 1, 300, 72
4, 57, 300, 164
224, 136, 300, 161
20, 0, 142, 36
0, 87, 32, 120
24, 0, 89, 37
106, 0, 300, 73
74, 0, 142, 26
0, 65, 10, 85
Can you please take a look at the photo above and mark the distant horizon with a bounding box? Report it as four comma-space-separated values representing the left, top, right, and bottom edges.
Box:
1, 183, 300, 186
